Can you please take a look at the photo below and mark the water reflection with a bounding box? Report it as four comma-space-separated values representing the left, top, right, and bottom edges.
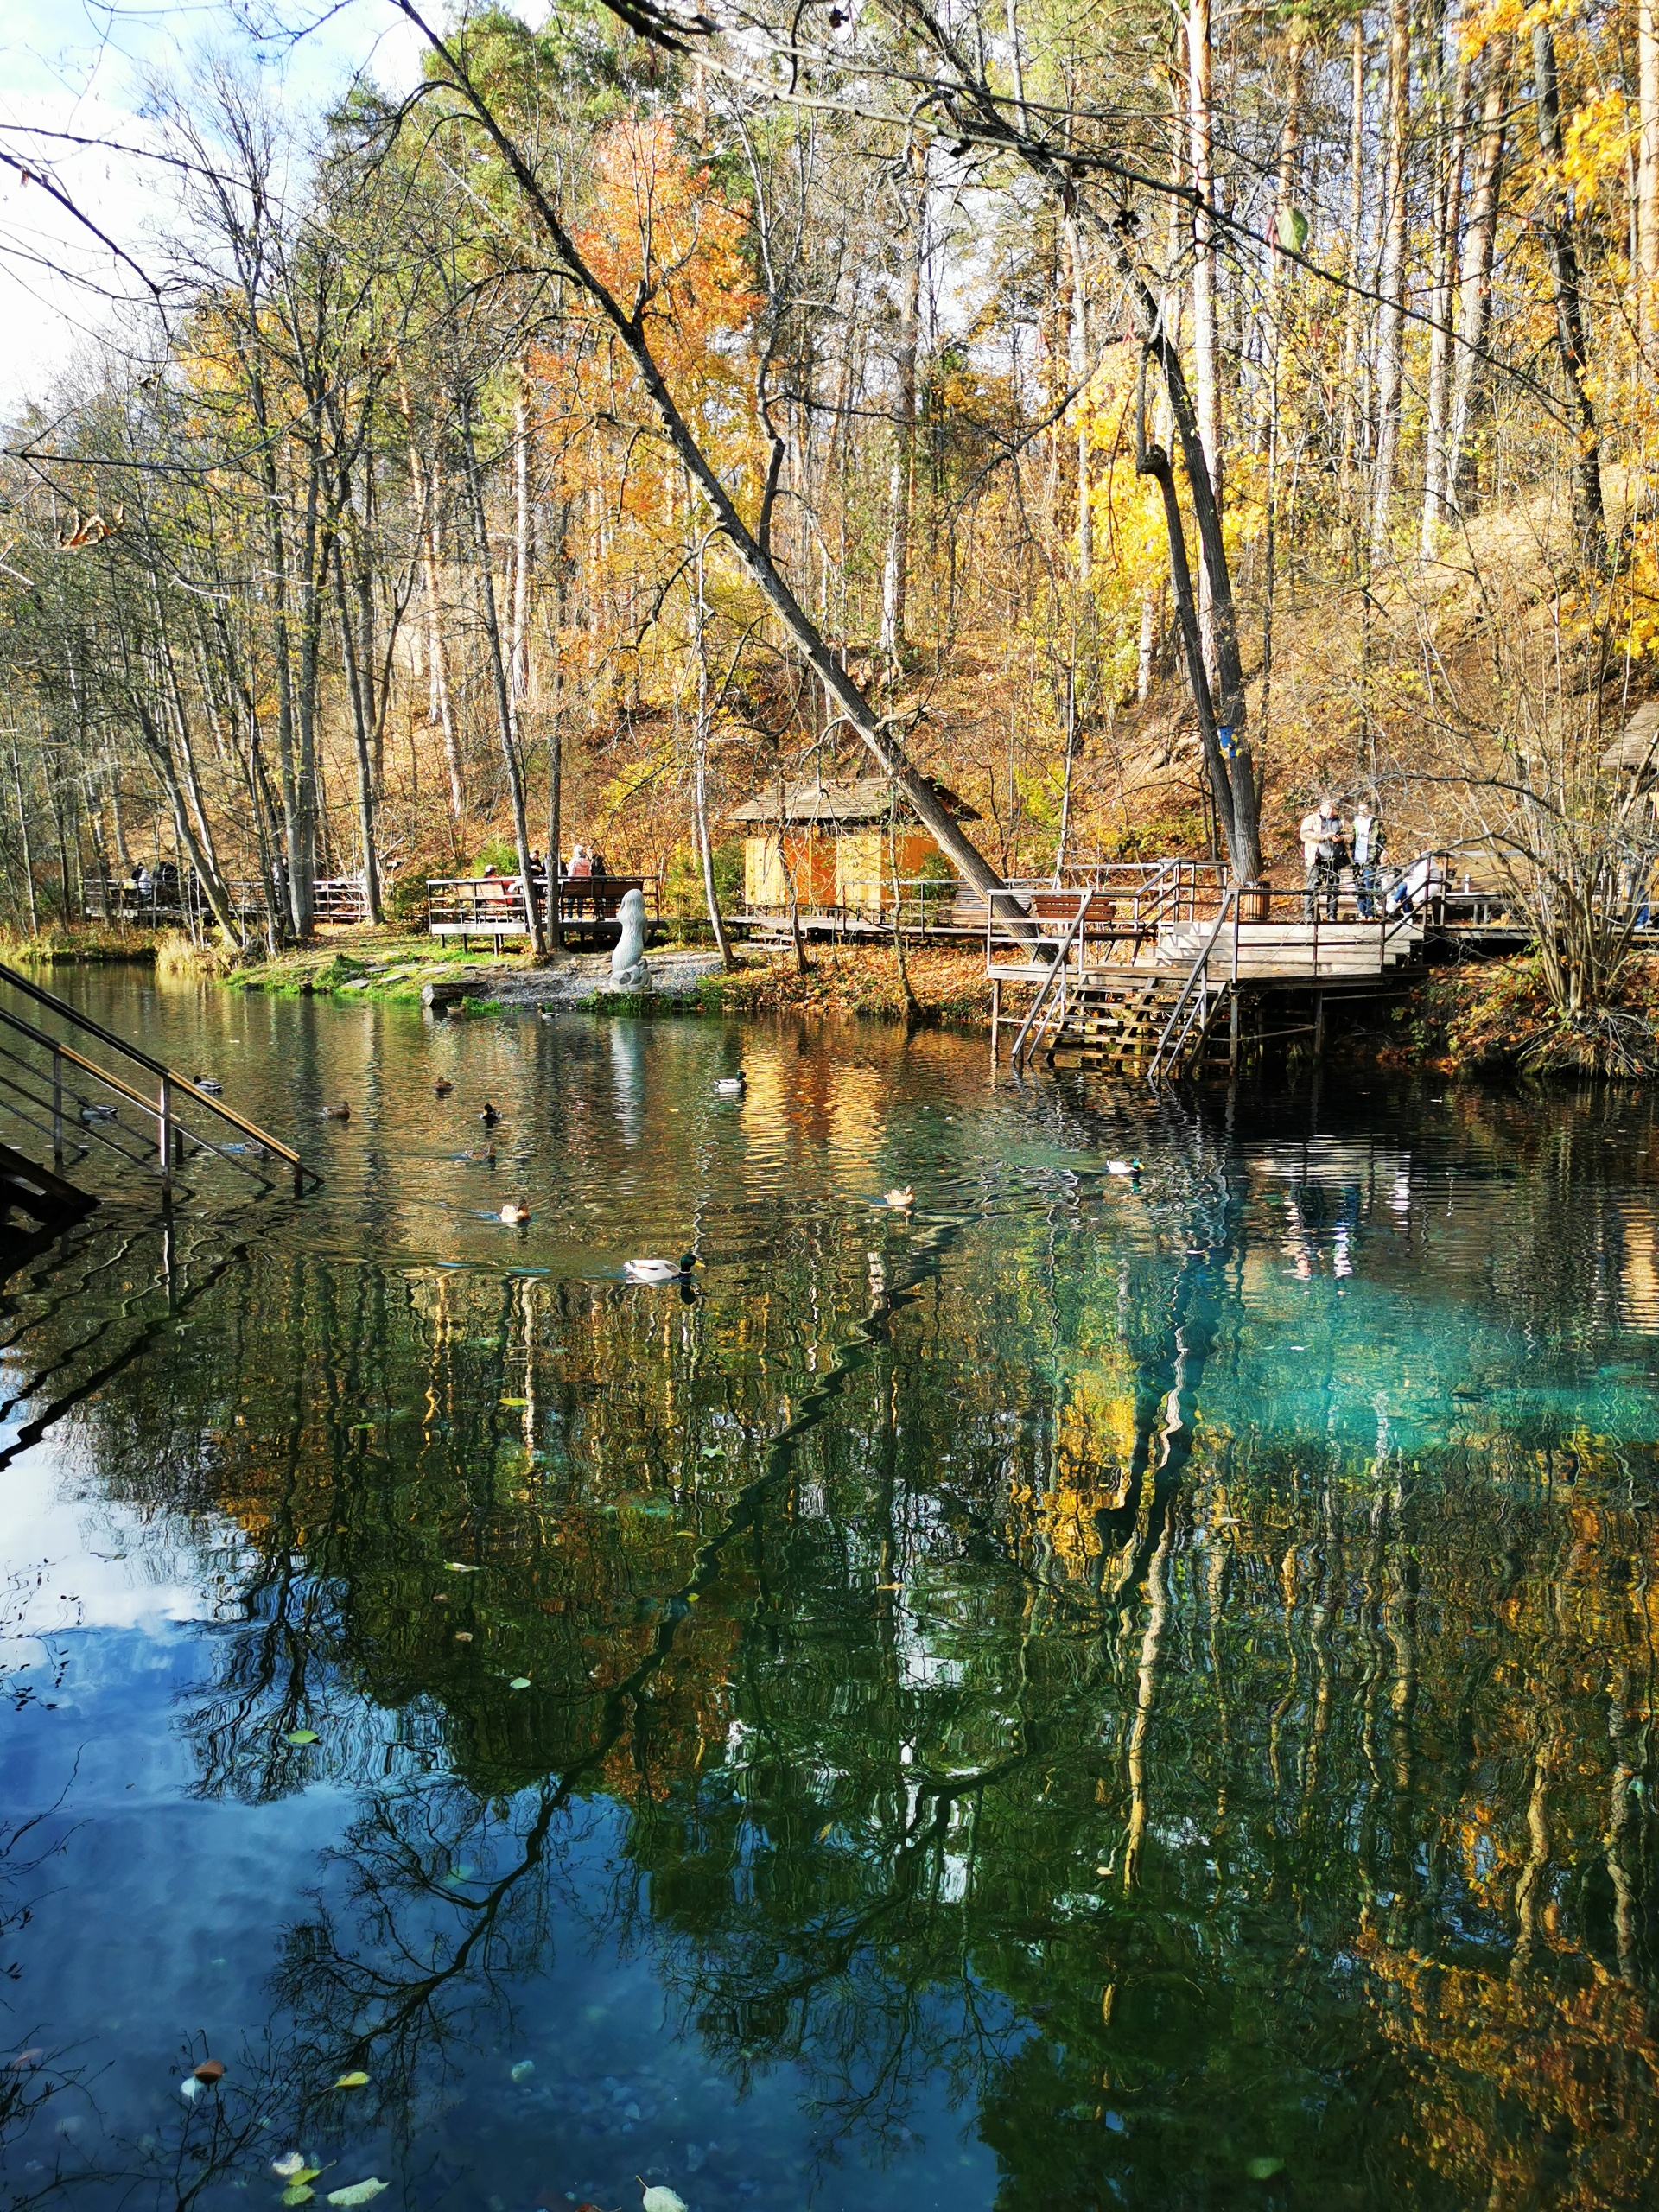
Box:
3, 988, 1659, 2209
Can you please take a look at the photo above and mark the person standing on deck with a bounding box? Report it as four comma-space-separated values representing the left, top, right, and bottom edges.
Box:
1351, 802, 1384, 918
1300, 799, 1342, 921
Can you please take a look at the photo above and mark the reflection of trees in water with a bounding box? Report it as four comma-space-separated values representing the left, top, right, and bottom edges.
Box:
15, 1084, 1659, 2204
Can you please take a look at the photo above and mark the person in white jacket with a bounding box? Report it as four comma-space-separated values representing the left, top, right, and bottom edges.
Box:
1300, 799, 1342, 918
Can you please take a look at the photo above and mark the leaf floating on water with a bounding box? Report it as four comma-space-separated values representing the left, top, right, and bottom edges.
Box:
282, 2188, 315, 2206
499, 1397, 528, 1408
284, 1729, 320, 1746
8, 2050, 44, 2069
179, 2076, 202, 2101
1245, 2157, 1285, 2181
817, 1822, 834, 1841
454, 1630, 474, 1642
509, 1677, 531, 1691
332, 2070, 370, 2090
446, 1561, 480, 1573
641, 2190, 688, 2212
326, 2183, 388, 2207
272, 2154, 314, 2180
510, 2059, 535, 2082
193, 2058, 225, 2085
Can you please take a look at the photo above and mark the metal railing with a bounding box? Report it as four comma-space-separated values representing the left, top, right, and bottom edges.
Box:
86, 875, 370, 930
0, 964, 318, 1201
1149, 887, 1239, 1083
1007, 888, 1095, 1068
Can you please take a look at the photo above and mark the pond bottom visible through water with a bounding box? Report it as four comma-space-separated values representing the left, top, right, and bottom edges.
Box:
3, 971, 1659, 2212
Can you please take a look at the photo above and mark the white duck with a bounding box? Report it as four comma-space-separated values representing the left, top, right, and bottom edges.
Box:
1106, 1159, 1142, 1177
500, 1199, 531, 1226
713, 1071, 747, 1097
625, 1251, 698, 1284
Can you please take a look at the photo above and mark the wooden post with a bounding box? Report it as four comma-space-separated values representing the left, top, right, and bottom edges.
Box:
52, 1048, 62, 1167
991, 976, 1001, 1056
1313, 991, 1325, 1057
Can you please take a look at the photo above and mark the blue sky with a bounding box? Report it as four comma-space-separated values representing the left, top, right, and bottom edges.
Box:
0, 0, 437, 411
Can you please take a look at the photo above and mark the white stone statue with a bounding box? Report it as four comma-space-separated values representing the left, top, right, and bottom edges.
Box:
609, 887, 652, 991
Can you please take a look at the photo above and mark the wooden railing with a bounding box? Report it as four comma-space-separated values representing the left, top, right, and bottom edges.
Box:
425, 875, 656, 938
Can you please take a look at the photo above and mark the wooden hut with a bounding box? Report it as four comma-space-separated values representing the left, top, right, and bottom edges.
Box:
728, 777, 978, 915
1600, 701, 1659, 779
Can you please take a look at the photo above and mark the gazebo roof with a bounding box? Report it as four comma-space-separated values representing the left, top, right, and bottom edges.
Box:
1600, 699, 1659, 771
728, 775, 980, 827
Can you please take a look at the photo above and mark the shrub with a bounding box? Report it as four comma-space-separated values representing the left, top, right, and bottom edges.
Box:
664, 837, 743, 918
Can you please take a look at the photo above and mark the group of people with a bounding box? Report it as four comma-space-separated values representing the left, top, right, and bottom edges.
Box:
1298, 798, 1387, 919
479, 844, 612, 888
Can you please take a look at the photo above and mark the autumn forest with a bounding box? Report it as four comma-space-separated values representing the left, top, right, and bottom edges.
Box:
2, 0, 1658, 942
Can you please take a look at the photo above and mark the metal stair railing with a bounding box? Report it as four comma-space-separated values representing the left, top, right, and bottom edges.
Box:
0, 963, 318, 1200
1007, 887, 1094, 1068
1149, 886, 1238, 1083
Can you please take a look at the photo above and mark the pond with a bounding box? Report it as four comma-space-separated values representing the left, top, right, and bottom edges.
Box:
3, 970, 1658, 2212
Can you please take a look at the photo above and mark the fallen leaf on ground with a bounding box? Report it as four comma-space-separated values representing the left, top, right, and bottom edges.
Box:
326, 2183, 387, 2206
284, 1729, 320, 1746
331, 2070, 370, 2089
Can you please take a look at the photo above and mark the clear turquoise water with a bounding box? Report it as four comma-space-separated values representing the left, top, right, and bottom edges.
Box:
3, 973, 1659, 2211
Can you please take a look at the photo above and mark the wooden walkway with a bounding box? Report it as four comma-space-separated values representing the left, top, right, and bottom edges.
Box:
987, 868, 1438, 1081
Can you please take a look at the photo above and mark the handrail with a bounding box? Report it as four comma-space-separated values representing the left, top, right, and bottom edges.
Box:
1150, 885, 1238, 1083
1007, 887, 1093, 1068
0, 963, 316, 1198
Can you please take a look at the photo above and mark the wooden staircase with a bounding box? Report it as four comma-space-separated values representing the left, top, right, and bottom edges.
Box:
1043, 974, 1198, 1071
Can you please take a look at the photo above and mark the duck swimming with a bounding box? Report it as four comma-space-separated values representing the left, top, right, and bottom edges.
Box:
625, 1251, 698, 1284
321, 1103, 351, 1121
435, 1078, 454, 1097
885, 1186, 915, 1209
499, 1199, 531, 1226
713, 1071, 747, 1097
193, 1076, 222, 1095
1106, 1159, 1141, 1177
480, 1102, 501, 1126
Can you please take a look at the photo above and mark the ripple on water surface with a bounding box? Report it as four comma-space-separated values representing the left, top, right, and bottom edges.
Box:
3, 973, 1659, 2210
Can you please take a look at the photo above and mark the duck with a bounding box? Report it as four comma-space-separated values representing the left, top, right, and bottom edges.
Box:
480, 1101, 501, 1127
625, 1251, 698, 1284
192, 1075, 222, 1095
499, 1199, 531, 1226
79, 1101, 118, 1122
1106, 1159, 1141, 1177
713, 1071, 747, 1097
321, 1102, 351, 1121
885, 1186, 915, 1209
435, 1078, 454, 1097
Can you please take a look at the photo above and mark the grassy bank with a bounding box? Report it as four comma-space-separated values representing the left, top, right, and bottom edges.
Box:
0, 922, 161, 966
